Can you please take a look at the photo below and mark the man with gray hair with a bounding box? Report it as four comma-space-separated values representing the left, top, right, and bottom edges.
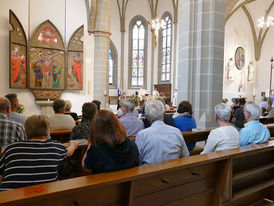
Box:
0, 97, 26, 147
119, 98, 144, 137
135, 100, 189, 165
49, 98, 75, 130
240, 101, 270, 146
201, 103, 240, 154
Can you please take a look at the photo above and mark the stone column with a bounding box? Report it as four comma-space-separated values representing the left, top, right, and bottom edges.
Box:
89, 0, 112, 109
177, 0, 225, 128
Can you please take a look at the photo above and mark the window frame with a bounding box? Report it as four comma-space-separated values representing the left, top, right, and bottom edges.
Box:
128, 15, 148, 89
158, 12, 173, 83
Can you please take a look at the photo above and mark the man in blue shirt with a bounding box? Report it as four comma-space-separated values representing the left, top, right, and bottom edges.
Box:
240, 101, 270, 146
135, 100, 189, 165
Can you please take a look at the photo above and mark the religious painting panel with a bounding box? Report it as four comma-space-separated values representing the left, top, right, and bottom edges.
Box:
235, 47, 245, 70
9, 10, 27, 88
67, 51, 83, 89
9, 10, 27, 45
29, 47, 65, 90
67, 25, 84, 90
29, 20, 65, 50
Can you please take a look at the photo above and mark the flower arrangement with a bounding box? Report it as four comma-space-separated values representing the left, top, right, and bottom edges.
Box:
132, 91, 141, 105
16, 104, 24, 114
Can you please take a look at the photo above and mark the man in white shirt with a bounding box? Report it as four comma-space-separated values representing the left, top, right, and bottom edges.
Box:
136, 100, 189, 165
138, 86, 148, 101
49, 98, 75, 130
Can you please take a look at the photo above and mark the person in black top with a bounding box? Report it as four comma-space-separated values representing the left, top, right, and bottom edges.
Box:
232, 98, 246, 130
64, 100, 78, 120
71, 102, 97, 140
82, 110, 139, 174
92, 100, 101, 110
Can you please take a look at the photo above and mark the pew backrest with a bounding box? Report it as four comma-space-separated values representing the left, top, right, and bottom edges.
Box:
0, 141, 273, 206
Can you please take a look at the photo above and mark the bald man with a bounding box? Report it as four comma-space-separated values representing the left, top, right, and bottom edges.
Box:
0, 97, 27, 147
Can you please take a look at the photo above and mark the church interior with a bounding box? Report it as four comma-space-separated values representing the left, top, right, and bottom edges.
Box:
0, 0, 273, 127
0, 0, 274, 205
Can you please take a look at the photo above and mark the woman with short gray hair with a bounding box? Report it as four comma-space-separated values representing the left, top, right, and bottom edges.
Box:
201, 103, 240, 154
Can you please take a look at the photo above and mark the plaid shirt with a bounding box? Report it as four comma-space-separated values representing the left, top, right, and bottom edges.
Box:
0, 113, 27, 148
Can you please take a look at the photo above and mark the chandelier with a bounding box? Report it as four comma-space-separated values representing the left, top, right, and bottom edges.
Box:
257, 15, 274, 28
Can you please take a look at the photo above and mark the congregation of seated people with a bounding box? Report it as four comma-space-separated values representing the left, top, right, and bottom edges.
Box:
0, 93, 271, 191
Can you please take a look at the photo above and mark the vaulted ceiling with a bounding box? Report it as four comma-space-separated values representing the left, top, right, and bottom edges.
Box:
226, 0, 240, 17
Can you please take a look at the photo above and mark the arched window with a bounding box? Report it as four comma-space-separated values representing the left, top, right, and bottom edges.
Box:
158, 12, 172, 83
109, 40, 118, 88
128, 16, 148, 88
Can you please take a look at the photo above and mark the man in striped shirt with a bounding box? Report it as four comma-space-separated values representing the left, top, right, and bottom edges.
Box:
0, 115, 77, 190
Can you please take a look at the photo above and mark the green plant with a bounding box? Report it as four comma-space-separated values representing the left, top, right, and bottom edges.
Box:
16, 104, 24, 114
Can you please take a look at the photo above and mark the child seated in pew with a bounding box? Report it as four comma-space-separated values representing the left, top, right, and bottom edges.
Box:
201, 103, 240, 154
0, 115, 78, 191
82, 110, 139, 174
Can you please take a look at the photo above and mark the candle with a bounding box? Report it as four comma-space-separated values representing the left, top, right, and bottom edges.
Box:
252, 88, 256, 96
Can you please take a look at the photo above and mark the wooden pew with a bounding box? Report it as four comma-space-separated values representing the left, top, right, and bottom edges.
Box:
259, 116, 274, 124
128, 129, 210, 145
182, 129, 211, 144
50, 129, 72, 143
266, 124, 274, 141
59, 141, 89, 179
1, 141, 273, 206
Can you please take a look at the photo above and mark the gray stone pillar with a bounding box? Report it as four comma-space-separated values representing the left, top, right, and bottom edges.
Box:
177, 0, 225, 128
90, 0, 112, 108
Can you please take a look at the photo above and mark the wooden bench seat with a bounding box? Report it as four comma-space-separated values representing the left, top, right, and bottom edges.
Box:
260, 116, 274, 124
0, 141, 273, 206
50, 129, 72, 143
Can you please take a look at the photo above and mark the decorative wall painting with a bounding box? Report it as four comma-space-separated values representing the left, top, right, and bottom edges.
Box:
29, 48, 65, 89
67, 51, 83, 89
234, 47, 245, 70
8, 10, 84, 100
9, 10, 27, 88
67, 26, 83, 90
29, 20, 65, 100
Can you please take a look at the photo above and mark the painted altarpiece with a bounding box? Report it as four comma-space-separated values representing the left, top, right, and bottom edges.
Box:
9, 10, 84, 100
9, 10, 27, 89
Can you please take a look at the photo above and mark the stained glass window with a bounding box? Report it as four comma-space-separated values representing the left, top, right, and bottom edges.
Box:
109, 40, 118, 88
129, 16, 147, 88
159, 13, 172, 82
109, 49, 113, 85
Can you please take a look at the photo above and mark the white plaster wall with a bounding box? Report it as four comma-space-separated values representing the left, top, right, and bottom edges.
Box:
0, 0, 92, 116
224, 8, 255, 103
224, 0, 274, 103
109, 0, 173, 97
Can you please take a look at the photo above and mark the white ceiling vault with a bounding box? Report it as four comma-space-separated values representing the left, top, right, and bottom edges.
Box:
225, 0, 274, 61
226, 0, 240, 17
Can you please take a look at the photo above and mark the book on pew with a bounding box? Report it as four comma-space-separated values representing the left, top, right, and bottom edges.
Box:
192, 128, 206, 132
70, 139, 88, 146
